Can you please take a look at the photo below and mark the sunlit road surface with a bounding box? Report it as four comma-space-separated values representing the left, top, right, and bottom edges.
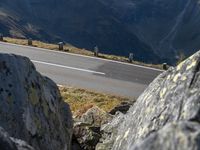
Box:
0, 42, 163, 98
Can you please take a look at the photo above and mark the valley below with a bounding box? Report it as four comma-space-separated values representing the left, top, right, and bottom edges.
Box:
1, 0, 200, 64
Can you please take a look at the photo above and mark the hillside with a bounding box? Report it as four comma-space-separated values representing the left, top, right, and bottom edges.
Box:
0, 0, 200, 64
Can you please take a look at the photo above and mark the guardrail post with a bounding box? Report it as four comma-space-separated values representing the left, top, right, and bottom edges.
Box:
58, 42, 64, 50
94, 46, 99, 57
28, 38, 32, 46
163, 63, 167, 70
129, 53, 133, 63
0, 34, 3, 41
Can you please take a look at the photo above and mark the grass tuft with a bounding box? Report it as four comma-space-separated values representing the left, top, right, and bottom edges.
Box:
59, 86, 130, 115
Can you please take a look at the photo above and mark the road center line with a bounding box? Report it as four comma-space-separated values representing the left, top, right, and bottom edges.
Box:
31, 60, 106, 75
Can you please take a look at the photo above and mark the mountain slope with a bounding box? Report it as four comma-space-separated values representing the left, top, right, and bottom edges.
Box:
1, 0, 200, 64
113, 0, 200, 63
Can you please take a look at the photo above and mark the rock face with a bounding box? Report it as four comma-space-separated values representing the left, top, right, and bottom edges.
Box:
131, 121, 200, 150
0, 126, 19, 150
97, 50, 200, 149
109, 101, 135, 115
73, 106, 113, 150
96, 112, 124, 150
0, 126, 34, 150
0, 54, 73, 150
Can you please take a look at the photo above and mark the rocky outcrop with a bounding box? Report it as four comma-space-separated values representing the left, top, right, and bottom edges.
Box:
131, 121, 200, 150
0, 54, 73, 150
109, 101, 135, 115
0, 126, 34, 150
0, 126, 17, 150
97, 50, 200, 150
96, 112, 124, 150
73, 106, 113, 150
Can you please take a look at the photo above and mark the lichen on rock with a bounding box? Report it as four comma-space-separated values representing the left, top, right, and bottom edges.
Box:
96, 50, 200, 150
0, 54, 73, 150
131, 121, 200, 150
73, 106, 113, 150
0, 126, 35, 150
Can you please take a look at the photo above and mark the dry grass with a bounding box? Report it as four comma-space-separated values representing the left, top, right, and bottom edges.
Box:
4, 37, 96, 55
4, 37, 164, 70
59, 86, 130, 114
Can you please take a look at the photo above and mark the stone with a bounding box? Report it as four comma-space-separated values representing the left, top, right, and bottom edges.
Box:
0, 126, 18, 150
74, 106, 113, 150
0, 54, 73, 150
0, 126, 34, 150
76, 106, 113, 127
109, 101, 135, 115
131, 121, 200, 150
11, 138, 35, 150
73, 125, 101, 150
96, 112, 124, 150
71, 135, 82, 150
96, 50, 200, 150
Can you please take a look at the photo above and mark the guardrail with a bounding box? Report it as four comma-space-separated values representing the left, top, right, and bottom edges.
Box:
0, 36, 167, 70
94, 46, 99, 57
129, 53, 133, 63
163, 63, 168, 70
58, 42, 64, 50
0, 34, 3, 41
28, 38, 32, 46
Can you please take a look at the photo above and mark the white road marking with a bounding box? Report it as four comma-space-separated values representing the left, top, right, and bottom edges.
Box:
31, 60, 106, 75
0, 41, 164, 72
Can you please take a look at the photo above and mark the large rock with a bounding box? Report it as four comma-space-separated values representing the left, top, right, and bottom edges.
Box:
131, 121, 200, 150
0, 126, 34, 150
109, 101, 135, 115
97, 50, 200, 150
74, 106, 112, 150
0, 54, 73, 150
96, 112, 124, 150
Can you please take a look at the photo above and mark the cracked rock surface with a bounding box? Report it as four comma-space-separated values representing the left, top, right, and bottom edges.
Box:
0, 126, 34, 150
73, 106, 113, 150
0, 54, 73, 150
96, 50, 200, 150
131, 121, 200, 150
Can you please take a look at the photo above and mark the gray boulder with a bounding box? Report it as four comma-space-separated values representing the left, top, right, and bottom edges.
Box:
11, 138, 35, 150
96, 50, 200, 150
0, 126, 18, 150
74, 106, 113, 150
96, 112, 124, 150
0, 54, 73, 150
75, 106, 113, 127
109, 101, 135, 115
131, 121, 200, 150
0, 126, 34, 150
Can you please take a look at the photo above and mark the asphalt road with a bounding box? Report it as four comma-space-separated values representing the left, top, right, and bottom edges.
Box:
0, 42, 163, 98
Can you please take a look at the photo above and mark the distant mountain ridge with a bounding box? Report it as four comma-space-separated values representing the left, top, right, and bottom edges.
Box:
0, 0, 200, 64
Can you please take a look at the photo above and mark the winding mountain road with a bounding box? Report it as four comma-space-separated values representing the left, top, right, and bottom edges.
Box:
0, 42, 163, 98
